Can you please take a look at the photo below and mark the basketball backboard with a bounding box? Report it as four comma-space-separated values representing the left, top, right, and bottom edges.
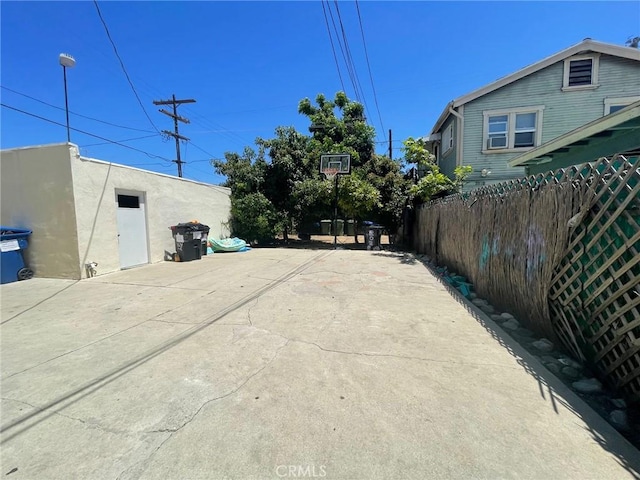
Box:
320, 154, 351, 178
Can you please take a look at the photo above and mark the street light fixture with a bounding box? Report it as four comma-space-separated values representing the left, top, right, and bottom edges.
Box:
59, 53, 76, 143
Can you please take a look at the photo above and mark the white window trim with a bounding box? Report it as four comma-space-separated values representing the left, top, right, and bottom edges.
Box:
604, 96, 640, 115
442, 123, 454, 156
482, 106, 545, 154
562, 53, 600, 91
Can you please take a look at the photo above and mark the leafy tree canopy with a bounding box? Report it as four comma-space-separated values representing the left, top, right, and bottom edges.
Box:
214, 93, 466, 244
402, 137, 472, 202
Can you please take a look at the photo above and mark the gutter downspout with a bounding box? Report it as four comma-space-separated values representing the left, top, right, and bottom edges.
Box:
448, 106, 464, 167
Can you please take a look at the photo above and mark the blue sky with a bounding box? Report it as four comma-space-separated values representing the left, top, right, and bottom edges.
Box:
1, 1, 639, 185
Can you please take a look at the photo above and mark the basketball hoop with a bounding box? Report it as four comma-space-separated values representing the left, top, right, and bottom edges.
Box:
324, 168, 339, 181
319, 154, 351, 250
320, 154, 351, 180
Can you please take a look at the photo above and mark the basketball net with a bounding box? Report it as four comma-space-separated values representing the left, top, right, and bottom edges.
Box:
324, 168, 339, 182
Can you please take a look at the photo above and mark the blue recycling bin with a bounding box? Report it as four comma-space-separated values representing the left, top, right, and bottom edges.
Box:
1, 226, 34, 284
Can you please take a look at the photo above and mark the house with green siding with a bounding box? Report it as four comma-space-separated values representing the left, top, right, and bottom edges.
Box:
425, 39, 640, 191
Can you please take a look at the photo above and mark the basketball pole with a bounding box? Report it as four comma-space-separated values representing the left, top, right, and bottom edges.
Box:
333, 173, 339, 249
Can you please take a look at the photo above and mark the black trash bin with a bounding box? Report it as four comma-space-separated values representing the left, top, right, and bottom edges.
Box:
365, 225, 384, 251
192, 223, 210, 256
170, 223, 202, 262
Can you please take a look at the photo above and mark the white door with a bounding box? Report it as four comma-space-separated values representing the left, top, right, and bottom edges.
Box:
116, 191, 149, 269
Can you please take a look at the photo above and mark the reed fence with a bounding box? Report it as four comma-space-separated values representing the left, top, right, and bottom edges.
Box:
414, 155, 640, 402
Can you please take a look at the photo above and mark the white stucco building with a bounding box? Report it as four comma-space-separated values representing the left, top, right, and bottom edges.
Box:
1, 143, 231, 279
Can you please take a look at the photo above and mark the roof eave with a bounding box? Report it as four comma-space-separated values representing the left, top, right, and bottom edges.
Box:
430, 101, 454, 135
452, 39, 640, 108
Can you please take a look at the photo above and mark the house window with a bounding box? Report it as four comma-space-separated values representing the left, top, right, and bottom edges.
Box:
563, 54, 599, 91
483, 106, 544, 152
604, 96, 640, 115
514, 113, 536, 148
117, 194, 140, 209
487, 115, 508, 149
442, 123, 454, 155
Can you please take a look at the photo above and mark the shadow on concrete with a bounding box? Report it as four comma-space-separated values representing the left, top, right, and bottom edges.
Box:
0, 251, 332, 444
0, 280, 80, 326
372, 251, 418, 265
382, 249, 640, 477
253, 235, 385, 251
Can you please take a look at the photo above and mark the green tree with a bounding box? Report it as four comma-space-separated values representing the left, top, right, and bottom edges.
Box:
229, 193, 280, 244
211, 146, 266, 196
361, 154, 411, 234
292, 177, 334, 228
256, 126, 312, 241
337, 171, 381, 225
402, 137, 472, 202
214, 91, 412, 244
299, 92, 376, 170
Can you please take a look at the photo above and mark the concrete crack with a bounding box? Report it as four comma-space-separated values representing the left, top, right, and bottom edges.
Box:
143, 337, 291, 427
246, 297, 260, 326
116, 339, 291, 479
292, 340, 519, 369
115, 433, 172, 480
0, 397, 132, 436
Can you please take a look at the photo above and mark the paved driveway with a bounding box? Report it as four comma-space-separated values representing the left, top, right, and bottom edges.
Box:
1, 248, 638, 479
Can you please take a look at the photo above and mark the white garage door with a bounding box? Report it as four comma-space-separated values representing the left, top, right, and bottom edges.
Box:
116, 191, 149, 269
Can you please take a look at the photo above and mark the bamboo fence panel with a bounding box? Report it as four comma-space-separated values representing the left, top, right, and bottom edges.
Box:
414, 156, 640, 402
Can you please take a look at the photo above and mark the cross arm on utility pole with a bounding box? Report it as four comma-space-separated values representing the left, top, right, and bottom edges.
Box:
153, 98, 196, 106
161, 130, 190, 142
152, 94, 196, 178
158, 109, 190, 124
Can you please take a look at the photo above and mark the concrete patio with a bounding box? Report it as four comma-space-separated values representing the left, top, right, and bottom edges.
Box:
1, 248, 638, 479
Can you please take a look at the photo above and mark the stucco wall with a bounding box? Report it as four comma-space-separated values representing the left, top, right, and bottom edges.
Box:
0, 144, 82, 279
70, 147, 231, 278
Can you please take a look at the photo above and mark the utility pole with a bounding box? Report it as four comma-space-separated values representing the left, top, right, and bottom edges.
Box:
388, 129, 392, 160
153, 94, 196, 177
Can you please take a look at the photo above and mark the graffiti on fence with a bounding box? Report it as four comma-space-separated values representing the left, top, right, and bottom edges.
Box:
479, 235, 490, 271
525, 224, 546, 281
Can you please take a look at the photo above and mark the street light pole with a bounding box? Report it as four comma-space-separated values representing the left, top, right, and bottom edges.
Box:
62, 66, 70, 142
59, 53, 76, 143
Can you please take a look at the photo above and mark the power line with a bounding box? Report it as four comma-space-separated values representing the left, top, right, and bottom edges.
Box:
80, 134, 158, 147
53, 20, 252, 151
321, 1, 346, 93
324, 1, 374, 135
188, 141, 216, 159
333, 0, 370, 118
325, 1, 360, 103
93, 0, 161, 134
183, 140, 188, 175
181, 107, 253, 147
355, 0, 385, 134
128, 162, 175, 168
0, 85, 156, 134
189, 158, 217, 164
184, 162, 216, 179
1, 103, 172, 162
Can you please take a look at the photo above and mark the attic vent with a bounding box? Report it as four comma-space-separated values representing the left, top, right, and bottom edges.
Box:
568, 58, 593, 86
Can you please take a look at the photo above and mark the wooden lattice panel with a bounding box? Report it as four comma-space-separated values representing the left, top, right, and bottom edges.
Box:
415, 156, 640, 403
549, 156, 640, 402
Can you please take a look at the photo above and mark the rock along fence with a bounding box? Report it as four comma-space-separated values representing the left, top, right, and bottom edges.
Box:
414, 155, 640, 403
